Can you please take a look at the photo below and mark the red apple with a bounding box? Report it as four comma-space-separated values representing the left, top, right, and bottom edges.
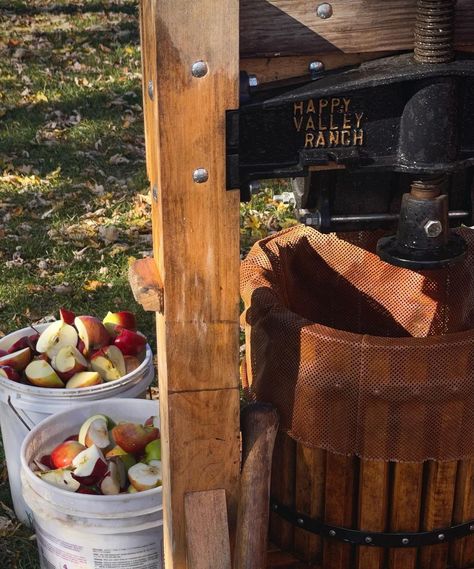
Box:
25, 360, 64, 388
102, 311, 137, 336
76, 338, 86, 356
74, 316, 110, 356
0, 365, 21, 382
7, 333, 39, 354
0, 347, 32, 371
111, 422, 159, 455
0, 349, 7, 357
113, 328, 147, 357
59, 308, 76, 325
90, 345, 126, 381
51, 440, 87, 469
71, 445, 108, 486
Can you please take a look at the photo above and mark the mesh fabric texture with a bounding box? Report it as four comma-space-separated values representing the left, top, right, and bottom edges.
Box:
241, 225, 474, 461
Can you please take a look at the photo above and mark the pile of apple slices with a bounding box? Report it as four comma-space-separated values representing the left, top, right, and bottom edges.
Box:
0, 309, 148, 389
33, 413, 162, 494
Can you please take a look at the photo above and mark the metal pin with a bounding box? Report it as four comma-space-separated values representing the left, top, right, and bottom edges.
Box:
147, 80, 154, 100
316, 3, 333, 19
193, 168, 209, 184
191, 60, 208, 78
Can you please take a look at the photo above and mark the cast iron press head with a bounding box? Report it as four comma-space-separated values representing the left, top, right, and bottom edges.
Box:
227, 0, 473, 269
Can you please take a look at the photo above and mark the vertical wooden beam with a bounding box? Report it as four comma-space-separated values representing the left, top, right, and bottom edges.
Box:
139, 1, 240, 568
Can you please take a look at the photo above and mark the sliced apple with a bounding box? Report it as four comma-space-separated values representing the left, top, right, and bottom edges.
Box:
71, 445, 108, 486
114, 328, 147, 357
78, 414, 112, 449
128, 460, 162, 491
144, 439, 161, 463
51, 440, 87, 469
36, 320, 78, 359
0, 365, 21, 382
65, 371, 102, 389
36, 468, 81, 492
25, 360, 64, 388
105, 446, 136, 471
52, 345, 88, 379
111, 422, 159, 455
0, 347, 32, 371
103, 311, 137, 336
7, 333, 39, 354
90, 345, 126, 381
59, 308, 76, 325
99, 460, 122, 495
74, 316, 110, 356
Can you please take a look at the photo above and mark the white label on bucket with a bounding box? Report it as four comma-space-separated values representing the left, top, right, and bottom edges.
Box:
36, 526, 162, 569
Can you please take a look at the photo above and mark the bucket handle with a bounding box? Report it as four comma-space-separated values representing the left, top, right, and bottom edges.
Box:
7, 396, 34, 431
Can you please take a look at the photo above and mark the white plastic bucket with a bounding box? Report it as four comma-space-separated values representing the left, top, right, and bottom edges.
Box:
0, 323, 155, 523
21, 398, 163, 569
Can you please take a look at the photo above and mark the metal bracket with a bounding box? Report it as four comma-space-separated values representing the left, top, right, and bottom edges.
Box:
271, 498, 474, 548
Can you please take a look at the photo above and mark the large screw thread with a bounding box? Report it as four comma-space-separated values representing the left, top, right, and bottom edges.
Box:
414, 0, 456, 64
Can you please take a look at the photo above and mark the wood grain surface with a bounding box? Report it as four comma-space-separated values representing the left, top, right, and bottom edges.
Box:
139, 1, 241, 568
240, 0, 474, 57
185, 490, 232, 569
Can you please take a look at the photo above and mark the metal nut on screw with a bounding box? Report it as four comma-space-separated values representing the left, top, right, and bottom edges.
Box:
191, 60, 208, 78
317, 3, 333, 19
297, 518, 304, 526
193, 168, 209, 183
309, 61, 324, 77
402, 538, 410, 545
424, 219, 443, 238
438, 533, 445, 541
365, 536, 373, 544
328, 530, 336, 537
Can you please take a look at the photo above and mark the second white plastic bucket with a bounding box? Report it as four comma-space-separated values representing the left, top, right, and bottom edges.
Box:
0, 323, 155, 523
21, 398, 163, 569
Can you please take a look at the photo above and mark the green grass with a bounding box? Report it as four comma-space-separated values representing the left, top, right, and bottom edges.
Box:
0, 1, 295, 566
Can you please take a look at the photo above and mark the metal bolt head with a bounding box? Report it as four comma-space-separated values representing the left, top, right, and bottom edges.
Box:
297, 518, 304, 526
470, 524, 474, 531
424, 219, 443, 238
309, 61, 325, 78
272, 503, 278, 511
191, 60, 208, 78
248, 74, 258, 88
402, 538, 410, 545
147, 79, 154, 100
329, 529, 336, 537
365, 536, 373, 544
317, 3, 333, 19
193, 168, 209, 184
438, 533, 445, 541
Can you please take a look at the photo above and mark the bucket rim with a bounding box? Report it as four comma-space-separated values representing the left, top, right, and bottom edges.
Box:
0, 323, 153, 398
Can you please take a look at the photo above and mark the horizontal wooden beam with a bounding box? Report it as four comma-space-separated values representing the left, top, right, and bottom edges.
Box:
240, 0, 474, 58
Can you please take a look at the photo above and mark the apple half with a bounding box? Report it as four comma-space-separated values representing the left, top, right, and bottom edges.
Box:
90, 345, 126, 381
128, 460, 162, 491
74, 316, 110, 356
78, 414, 113, 449
65, 371, 102, 389
36, 468, 81, 492
71, 445, 108, 486
36, 320, 78, 359
0, 347, 32, 372
52, 345, 88, 379
51, 440, 87, 469
25, 360, 64, 388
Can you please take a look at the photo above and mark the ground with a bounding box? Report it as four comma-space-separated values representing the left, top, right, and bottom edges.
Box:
0, 1, 296, 566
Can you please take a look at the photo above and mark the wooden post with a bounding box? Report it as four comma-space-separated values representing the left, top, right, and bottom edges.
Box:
136, 1, 241, 568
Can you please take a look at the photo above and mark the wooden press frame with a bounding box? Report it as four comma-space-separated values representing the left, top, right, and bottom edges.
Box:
129, 1, 474, 568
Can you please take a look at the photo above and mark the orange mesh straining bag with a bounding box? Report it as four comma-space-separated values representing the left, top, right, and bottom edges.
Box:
240, 225, 474, 461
